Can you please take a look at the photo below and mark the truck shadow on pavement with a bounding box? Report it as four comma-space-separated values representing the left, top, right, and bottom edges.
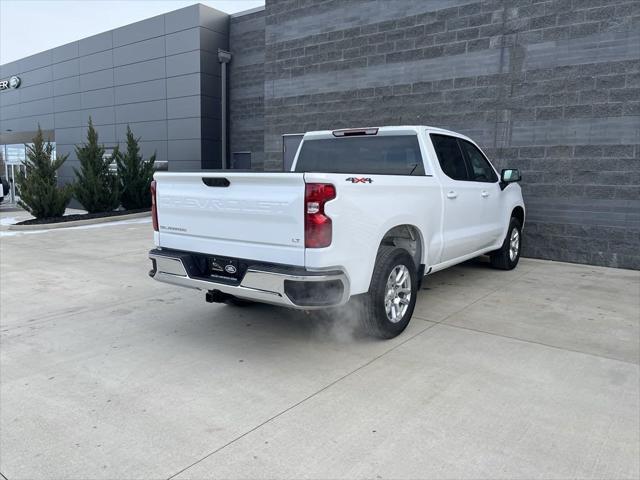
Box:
177, 257, 503, 347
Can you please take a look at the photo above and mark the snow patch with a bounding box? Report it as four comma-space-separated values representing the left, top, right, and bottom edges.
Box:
0, 217, 21, 226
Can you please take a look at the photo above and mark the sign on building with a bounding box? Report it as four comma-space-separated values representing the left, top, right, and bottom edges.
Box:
0, 76, 21, 91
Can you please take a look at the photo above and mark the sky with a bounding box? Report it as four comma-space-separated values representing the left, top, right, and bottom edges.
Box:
0, 0, 265, 65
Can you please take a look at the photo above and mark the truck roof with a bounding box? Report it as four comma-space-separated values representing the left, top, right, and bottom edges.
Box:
302, 125, 475, 142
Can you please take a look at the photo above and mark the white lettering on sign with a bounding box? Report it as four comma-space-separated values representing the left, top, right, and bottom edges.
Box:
0, 76, 21, 91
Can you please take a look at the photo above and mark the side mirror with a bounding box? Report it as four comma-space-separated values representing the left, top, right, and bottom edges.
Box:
500, 169, 521, 190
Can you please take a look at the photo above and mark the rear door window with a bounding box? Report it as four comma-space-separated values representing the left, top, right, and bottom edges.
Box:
294, 135, 425, 175
430, 134, 469, 181
459, 140, 498, 183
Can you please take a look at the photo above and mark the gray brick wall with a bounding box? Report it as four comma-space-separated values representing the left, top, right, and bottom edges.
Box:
229, 8, 266, 169
251, 0, 639, 269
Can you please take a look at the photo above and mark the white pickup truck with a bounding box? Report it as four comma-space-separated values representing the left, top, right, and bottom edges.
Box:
149, 126, 524, 338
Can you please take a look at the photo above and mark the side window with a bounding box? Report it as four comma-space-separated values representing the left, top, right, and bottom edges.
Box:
459, 140, 498, 183
430, 134, 469, 181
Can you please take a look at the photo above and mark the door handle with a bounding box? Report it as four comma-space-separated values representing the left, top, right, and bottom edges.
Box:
481, 190, 489, 198
446, 191, 458, 199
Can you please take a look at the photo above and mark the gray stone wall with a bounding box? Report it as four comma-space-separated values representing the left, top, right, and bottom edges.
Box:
229, 8, 266, 169
0, 4, 228, 176
260, 0, 639, 269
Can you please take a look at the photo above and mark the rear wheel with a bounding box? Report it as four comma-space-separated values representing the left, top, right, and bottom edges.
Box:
490, 217, 522, 270
359, 246, 418, 339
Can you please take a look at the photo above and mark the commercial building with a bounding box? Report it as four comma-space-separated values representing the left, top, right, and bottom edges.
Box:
0, 3, 230, 176
1, 0, 638, 269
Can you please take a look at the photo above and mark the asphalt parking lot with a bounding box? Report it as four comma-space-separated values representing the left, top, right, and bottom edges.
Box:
1, 212, 638, 479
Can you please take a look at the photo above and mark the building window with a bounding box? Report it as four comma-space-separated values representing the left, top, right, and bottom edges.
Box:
4, 144, 26, 165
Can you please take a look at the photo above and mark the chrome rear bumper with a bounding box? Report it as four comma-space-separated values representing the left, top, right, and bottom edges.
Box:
149, 249, 349, 309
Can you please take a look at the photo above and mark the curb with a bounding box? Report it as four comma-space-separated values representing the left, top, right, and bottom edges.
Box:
8, 211, 151, 231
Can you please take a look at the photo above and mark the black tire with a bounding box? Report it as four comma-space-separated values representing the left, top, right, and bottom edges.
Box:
490, 217, 522, 270
359, 246, 418, 339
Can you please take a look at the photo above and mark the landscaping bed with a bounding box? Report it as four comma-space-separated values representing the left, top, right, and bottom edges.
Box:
15, 208, 150, 226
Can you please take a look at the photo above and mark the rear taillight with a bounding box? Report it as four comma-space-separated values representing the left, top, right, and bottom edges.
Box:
151, 180, 158, 232
305, 183, 336, 248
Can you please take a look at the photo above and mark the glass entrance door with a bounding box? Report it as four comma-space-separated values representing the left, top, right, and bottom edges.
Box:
2, 144, 27, 204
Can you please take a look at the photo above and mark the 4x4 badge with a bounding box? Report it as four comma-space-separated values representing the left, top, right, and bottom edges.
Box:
346, 177, 373, 183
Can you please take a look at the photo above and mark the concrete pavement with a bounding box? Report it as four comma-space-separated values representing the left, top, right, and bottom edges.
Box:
0, 215, 638, 479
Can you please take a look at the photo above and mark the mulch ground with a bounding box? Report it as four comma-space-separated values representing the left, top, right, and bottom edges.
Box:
16, 208, 151, 226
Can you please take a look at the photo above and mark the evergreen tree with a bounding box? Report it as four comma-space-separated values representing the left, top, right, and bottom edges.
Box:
73, 118, 119, 213
16, 126, 73, 218
115, 125, 156, 210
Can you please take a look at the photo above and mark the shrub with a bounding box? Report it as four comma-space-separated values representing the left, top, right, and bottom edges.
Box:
73, 118, 119, 213
16, 126, 73, 218
115, 125, 156, 210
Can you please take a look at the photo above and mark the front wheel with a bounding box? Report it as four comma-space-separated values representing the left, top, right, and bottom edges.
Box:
490, 217, 522, 270
359, 246, 418, 339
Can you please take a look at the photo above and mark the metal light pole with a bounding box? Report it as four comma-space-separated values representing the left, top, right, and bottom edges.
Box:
218, 49, 232, 170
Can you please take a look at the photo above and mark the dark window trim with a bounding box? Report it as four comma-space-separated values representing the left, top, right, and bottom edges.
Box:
429, 133, 471, 182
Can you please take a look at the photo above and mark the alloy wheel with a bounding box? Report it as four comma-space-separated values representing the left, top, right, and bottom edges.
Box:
384, 265, 412, 323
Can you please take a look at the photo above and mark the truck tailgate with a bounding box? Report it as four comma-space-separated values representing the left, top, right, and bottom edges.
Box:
155, 172, 306, 266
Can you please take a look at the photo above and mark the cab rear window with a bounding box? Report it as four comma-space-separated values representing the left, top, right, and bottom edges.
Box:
294, 135, 425, 175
